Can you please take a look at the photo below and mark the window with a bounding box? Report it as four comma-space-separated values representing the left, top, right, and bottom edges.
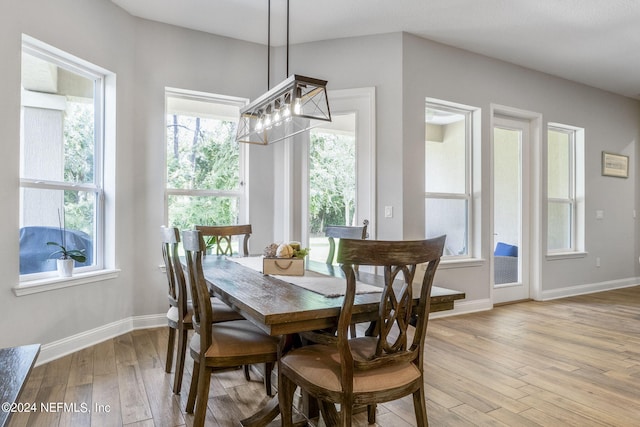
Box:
165, 89, 246, 234
302, 88, 375, 264
547, 123, 585, 254
307, 113, 357, 263
19, 36, 106, 278
425, 100, 479, 259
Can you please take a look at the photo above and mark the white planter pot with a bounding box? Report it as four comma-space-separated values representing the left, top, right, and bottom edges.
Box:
57, 259, 74, 277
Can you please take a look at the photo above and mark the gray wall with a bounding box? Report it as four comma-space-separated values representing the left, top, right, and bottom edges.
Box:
1, 1, 639, 352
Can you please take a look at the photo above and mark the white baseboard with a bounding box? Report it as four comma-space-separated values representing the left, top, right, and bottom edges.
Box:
539, 277, 639, 301
430, 298, 492, 319
37, 313, 166, 366
36, 278, 640, 366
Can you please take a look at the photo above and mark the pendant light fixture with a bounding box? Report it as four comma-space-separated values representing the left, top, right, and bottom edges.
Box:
236, 0, 331, 145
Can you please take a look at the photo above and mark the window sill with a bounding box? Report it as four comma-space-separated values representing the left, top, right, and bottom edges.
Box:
437, 258, 485, 269
13, 269, 121, 296
546, 251, 588, 261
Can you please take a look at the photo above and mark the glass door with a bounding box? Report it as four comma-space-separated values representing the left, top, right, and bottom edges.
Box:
493, 115, 530, 303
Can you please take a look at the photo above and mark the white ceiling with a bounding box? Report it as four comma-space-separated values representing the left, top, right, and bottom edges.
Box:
110, 0, 640, 99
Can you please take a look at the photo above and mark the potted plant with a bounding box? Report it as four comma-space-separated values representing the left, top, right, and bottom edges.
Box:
47, 209, 87, 277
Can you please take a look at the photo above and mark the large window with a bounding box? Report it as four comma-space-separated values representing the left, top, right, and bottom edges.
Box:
19, 36, 106, 278
425, 100, 479, 258
307, 113, 357, 263
547, 123, 585, 253
165, 89, 246, 231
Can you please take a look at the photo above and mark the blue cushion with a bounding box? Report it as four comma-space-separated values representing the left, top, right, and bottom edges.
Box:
19, 226, 93, 274
494, 242, 518, 257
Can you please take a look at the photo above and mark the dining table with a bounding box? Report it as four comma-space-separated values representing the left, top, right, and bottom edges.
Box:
0, 344, 40, 427
200, 255, 465, 426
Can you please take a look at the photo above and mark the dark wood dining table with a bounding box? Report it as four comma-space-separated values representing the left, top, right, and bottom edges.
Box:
0, 344, 40, 427
200, 255, 465, 426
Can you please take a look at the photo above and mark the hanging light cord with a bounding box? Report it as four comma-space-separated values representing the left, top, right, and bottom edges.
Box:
267, 0, 271, 90
266, 0, 291, 88
286, 0, 289, 77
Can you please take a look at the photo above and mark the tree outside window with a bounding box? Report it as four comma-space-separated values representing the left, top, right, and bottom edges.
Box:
165, 91, 245, 234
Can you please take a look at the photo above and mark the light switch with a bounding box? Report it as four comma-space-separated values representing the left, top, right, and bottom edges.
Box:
596, 210, 604, 220
384, 206, 393, 218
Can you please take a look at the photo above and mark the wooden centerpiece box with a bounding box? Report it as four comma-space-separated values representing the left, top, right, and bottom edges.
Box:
263, 257, 305, 276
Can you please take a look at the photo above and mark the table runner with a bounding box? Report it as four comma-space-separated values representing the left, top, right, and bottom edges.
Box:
228, 256, 382, 298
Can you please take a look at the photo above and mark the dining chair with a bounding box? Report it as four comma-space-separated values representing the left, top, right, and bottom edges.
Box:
182, 229, 279, 427
195, 224, 252, 256
194, 224, 261, 382
278, 235, 446, 427
324, 220, 368, 337
161, 226, 244, 394
324, 219, 368, 267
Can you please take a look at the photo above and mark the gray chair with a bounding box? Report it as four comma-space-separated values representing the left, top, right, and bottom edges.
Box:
324, 220, 369, 267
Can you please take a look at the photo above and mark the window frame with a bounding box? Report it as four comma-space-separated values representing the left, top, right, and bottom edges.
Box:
164, 88, 248, 228
546, 122, 585, 256
19, 35, 106, 282
424, 99, 480, 262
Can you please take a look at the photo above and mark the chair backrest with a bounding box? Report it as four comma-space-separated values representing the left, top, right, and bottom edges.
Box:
182, 230, 213, 350
195, 224, 252, 256
161, 226, 188, 318
335, 236, 445, 376
324, 219, 368, 265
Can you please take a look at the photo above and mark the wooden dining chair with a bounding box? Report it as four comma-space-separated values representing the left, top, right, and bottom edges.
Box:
324, 219, 368, 267
195, 224, 252, 256
278, 235, 446, 427
182, 229, 279, 427
324, 220, 369, 337
161, 226, 244, 394
194, 224, 262, 382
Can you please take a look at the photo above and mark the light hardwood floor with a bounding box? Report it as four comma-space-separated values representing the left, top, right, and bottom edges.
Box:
9, 286, 640, 426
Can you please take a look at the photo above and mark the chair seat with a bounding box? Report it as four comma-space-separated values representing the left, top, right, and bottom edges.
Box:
280, 337, 421, 394
167, 297, 244, 325
190, 320, 279, 363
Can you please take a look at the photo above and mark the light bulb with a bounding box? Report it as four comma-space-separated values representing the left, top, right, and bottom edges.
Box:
282, 104, 291, 118
273, 100, 282, 126
293, 98, 302, 115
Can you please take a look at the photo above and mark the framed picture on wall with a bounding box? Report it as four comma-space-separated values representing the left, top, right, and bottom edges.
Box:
602, 152, 629, 178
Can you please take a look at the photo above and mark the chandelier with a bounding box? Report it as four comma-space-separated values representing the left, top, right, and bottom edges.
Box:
236, 0, 331, 145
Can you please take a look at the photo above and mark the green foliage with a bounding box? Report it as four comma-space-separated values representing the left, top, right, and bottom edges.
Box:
62, 101, 96, 237
46, 209, 87, 262
309, 131, 356, 234
166, 114, 240, 231
293, 247, 310, 258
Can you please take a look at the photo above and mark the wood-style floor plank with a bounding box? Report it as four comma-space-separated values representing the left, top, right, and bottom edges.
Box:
8, 285, 640, 426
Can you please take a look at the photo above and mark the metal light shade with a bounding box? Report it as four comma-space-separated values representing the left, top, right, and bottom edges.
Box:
236, 74, 331, 145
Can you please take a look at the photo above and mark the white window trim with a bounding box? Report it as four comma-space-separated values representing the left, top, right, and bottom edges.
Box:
164, 88, 249, 226
546, 122, 585, 257
425, 98, 481, 262
18, 34, 111, 287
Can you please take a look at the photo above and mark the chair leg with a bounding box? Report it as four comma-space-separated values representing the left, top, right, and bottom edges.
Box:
339, 398, 353, 427
319, 401, 339, 426
264, 362, 274, 396
349, 323, 357, 338
367, 404, 377, 424
243, 364, 251, 381
412, 386, 429, 427
278, 370, 296, 427
165, 327, 176, 373
186, 360, 199, 414
172, 327, 188, 394
193, 365, 212, 427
